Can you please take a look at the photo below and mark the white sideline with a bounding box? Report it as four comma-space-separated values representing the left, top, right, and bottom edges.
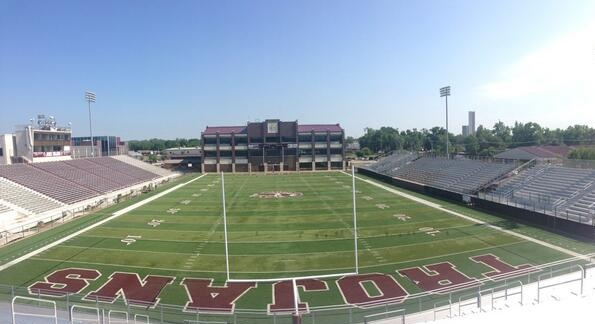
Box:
0, 174, 208, 272
342, 172, 587, 260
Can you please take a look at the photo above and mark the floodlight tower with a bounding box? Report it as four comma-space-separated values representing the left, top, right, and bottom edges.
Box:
85, 91, 96, 157
440, 86, 451, 159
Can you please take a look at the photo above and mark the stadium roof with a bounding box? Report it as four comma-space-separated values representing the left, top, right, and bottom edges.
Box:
494, 145, 571, 160
203, 123, 343, 135
202, 126, 247, 135
297, 124, 343, 132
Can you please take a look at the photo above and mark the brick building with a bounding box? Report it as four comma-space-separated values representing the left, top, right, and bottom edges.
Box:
201, 119, 345, 172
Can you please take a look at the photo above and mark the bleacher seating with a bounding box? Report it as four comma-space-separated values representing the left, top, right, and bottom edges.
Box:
0, 164, 99, 204
485, 165, 595, 223
366, 152, 419, 175
0, 157, 163, 206
88, 157, 158, 181
365, 156, 517, 194
35, 161, 125, 193
112, 155, 175, 177
0, 178, 64, 214
0, 203, 12, 214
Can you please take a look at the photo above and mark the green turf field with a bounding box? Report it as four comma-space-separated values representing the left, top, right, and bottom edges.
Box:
0, 171, 590, 323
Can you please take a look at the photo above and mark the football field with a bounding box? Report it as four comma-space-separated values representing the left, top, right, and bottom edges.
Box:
0, 171, 588, 323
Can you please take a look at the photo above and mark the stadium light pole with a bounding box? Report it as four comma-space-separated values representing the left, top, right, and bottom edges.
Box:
85, 91, 96, 157
440, 86, 451, 159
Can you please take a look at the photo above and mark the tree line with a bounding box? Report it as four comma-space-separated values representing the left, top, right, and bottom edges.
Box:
358, 122, 595, 158
128, 138, 200, 151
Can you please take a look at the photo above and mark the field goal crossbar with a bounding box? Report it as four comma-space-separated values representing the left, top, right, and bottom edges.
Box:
11, 296, 58, 324
220, 166, 361, 318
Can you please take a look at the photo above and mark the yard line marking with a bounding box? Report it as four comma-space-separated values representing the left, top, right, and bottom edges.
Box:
28, 240, 530, 274
343, 172, 588, 260
0, 174, 208, 272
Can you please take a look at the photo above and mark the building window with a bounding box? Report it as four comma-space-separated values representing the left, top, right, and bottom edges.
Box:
314, 134, 327, 142
330, 134, 342, 142
0, 148, 3, 156
298, 134, 311, 142
204, 137, 217, 145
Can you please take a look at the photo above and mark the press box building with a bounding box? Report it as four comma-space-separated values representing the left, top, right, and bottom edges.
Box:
201, 120, 345, 172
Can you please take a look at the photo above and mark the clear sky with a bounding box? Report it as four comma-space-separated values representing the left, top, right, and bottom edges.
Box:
1, 0, 594, 139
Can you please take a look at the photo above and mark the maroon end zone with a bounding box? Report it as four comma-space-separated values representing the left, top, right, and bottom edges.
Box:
182, 278, 256, 314
84, 272, 175, 308
27, 253, 537, 311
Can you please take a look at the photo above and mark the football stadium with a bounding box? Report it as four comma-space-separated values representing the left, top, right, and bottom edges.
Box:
1, 141, 595, 323
3, 2, 595, 324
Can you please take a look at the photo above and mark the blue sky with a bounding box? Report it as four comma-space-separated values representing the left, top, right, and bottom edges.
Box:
1, 0, 594, 139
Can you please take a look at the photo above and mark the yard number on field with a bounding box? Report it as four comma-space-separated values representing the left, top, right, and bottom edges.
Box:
121, 235, 142, 245
418, 227, 440, 236
148, 219, 164, 227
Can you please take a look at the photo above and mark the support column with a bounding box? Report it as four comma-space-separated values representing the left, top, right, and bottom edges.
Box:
327, 161, 331, 171
264, 163, 268, 174
232, 163, 236, 173
312, 162, 315, 171
248, 163, 252, 174
216, 163, 220, 173
343, 160, 346, 171
296, 162, 300, 172
201, 163, 205, 173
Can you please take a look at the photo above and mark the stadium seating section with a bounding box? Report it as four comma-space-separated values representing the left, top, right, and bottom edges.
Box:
366, 154, 517, 194
366, 154, 595, 224
485, 165, 595, 223
0, 178, 64, 214
0, 157, 171, 208
112, 155, 175, 177
0, 203, 11, 214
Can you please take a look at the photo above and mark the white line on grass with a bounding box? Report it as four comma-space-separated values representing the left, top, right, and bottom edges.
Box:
0, 174, 208, 272
343, 171, 587, 260
29, 240, 528, 274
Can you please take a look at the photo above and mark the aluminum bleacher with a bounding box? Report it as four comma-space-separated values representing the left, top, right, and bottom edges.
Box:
88, 157, 159, 181
0, 164, 99, 204
0, 178, 64, 215
365, 156, 517, 194
0, 203, 12, 214
483, 164, 595, 224
34, 161, 125, 194
366, 152, 419, 175
112, 155, 175, 177
0, 157, 164, 206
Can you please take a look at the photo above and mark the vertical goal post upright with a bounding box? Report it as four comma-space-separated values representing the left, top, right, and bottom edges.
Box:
219, 168, 360, 319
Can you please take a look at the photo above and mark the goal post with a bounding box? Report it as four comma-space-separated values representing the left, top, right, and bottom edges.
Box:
219, 167, 360, 318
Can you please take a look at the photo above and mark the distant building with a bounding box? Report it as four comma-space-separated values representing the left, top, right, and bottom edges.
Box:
72, 135, 128, 158
162, 147, 202, 171
462, 125, 470, 137
469, 111, 476, 135
201, 119, 345, 172
9, 115, 73, 164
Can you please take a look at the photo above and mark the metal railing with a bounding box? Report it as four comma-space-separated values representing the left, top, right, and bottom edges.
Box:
2, 255, 594, 324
